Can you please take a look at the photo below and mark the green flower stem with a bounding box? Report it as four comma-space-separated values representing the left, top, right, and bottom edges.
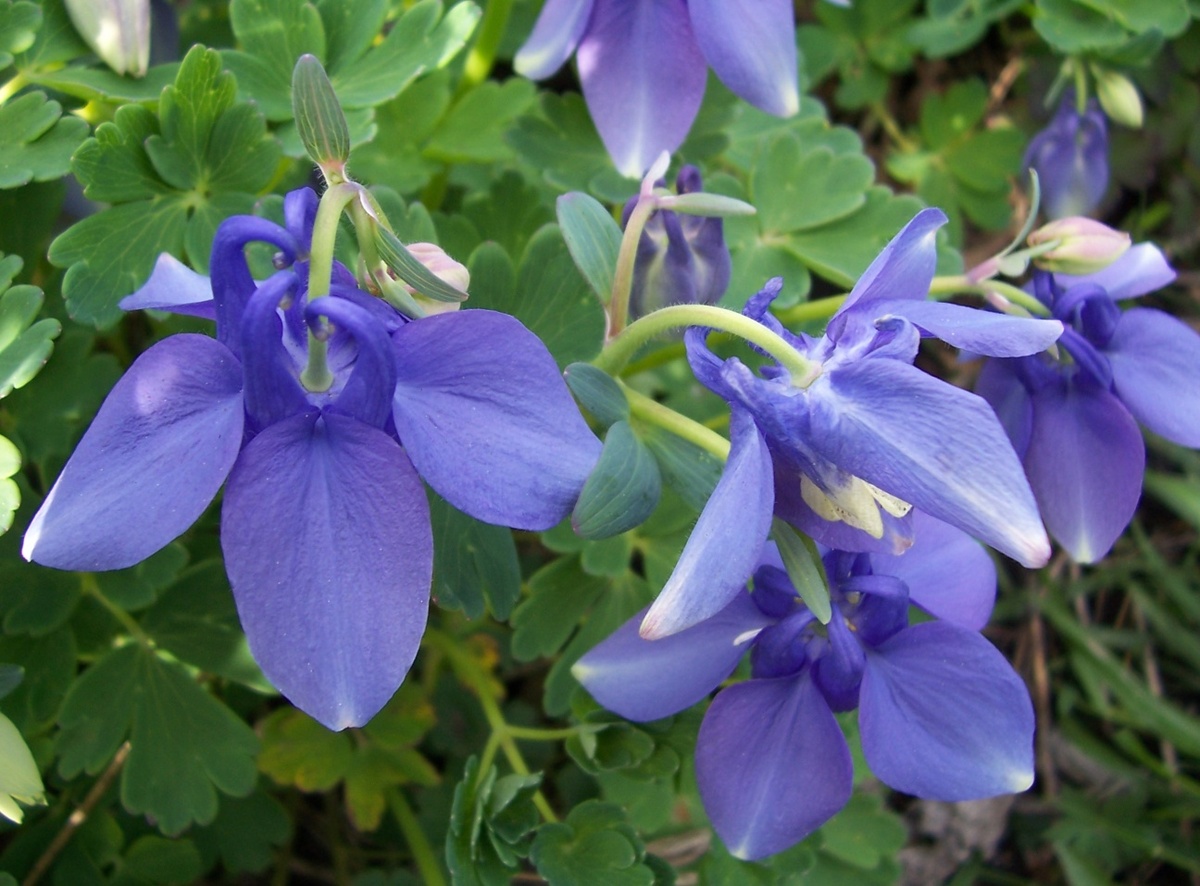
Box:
775, 293, 848, 328
622, 383, 730, 461
458, 0, 515, 94
928, 274, 1051, 316
386, 788, 447, 886
301, 182, 361, 392
607, 196, 657, 337
425, 630, 558, 823
82, 576, 153, 648
597, 304, 820, 385
871, 102, 919, 153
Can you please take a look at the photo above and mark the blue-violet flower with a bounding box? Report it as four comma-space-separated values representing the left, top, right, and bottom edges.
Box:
515, 0, 799, 177
976, 244, 1200, 562
23, 188, 602, 730
575, 512, 1035, 860
641, 208, 1062, 639
1024, 90, 1109, 219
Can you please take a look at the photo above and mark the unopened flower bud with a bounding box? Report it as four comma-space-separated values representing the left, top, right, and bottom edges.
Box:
65, 0, 150, 77
1024, 89, 1108, 219
404, 243, 470, 316
623, 166, 731, 319
1028, 217, 1131, 275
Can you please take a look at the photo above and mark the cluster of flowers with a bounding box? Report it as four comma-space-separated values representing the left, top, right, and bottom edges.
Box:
23, 188, 602, 731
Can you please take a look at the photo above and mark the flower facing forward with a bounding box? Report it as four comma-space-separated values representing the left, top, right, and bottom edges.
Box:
623, 164, 731, 318
515, 0, 799, 176
575, 513, 1035, 860
977, 245, 1200, 562
23, 189, 601, 730
1024, 90, 1109, 219
640, 208, 1062, 639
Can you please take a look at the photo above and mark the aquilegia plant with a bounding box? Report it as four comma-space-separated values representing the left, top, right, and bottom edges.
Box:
22, 187, 602, 730
976, 243, 1200, 563
1024, 89, 1109, 220
575, 511, 1035, 860
639, 208, 1064, 639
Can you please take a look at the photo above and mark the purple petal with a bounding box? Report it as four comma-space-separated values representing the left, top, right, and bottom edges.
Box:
860, 622, 1034, 800
1023, 377, 1144, 563
119, 253, 216, 319
391, 310, 601, 530
696, 676, 852, 860
975, 358, 1034, 458
239, 271, 307, 431
1054, 243, 1175, 300
576, 0, 707, 176
811, 359, 1051, 567
514, 0, 596, 80
221, 412, 432, 731
839, 208, 946, 312
870, 511, 996, 630
307, 297, 396, 430
1106, 308, 1200, 447
689, 0, 798, 117
1025, 95, 1108, 220
573, 593, 771, 721
640, 407, 773, 639
23, 335, 244, 571
871, 300, 1063, 357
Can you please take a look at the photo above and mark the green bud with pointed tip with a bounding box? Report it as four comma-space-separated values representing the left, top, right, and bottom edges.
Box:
1093, 68, 1143, 128
292, 54, 351, 179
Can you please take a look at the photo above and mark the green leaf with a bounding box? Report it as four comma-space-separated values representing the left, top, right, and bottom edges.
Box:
511, 556, 608, 662
771, 519, 832, 625
0, 91, 88, 189
0, 279, 60, 398
57, 644, 260, 835
140, 561, 273, 693
466, 228, 606, 368
0, 1, 41, 67
641, 427, 722, 513
0, 559, 80, 636
572, 421, 662, 540
94, 543, 188, 611
564, 362, 629, 427
817, 793, 906, 870
425, 77, 535, 164
752, 135, 873, 233
121, 836, 203, 884
48, 45, 280, 326
225, 0, 326, 121
556, 192, 622, 304
192, 787, 292, 874
447, 757, 529, 886
0, 710, 43, 823
531, 801, 656, 886
0, 628, 76, 732
427, 490, 521, 620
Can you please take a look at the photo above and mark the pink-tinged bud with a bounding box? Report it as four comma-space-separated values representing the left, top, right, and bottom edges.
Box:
1028, 218, 1131, 275
404, 243, 470, 315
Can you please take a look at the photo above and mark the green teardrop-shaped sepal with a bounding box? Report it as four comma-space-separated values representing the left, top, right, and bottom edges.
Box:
771, 519, 832, 625
0, 712, 43, 824
571, 421, 662, 540
291, 55, 351, 172
375, 227, 469, 304
564, 363, 629, 428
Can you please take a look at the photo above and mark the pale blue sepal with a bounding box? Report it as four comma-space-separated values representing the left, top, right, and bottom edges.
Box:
871, 300, 1063, 357
120, 253, 216, 319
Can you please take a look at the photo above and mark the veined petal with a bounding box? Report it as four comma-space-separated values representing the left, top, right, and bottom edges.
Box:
860, 622, 1034, 800
870, 511, 996, 630
210, 216, 299, 357
307, 297, 396, 430
811, 360, 1051, 566
871, 300, 1063, 357
221, 412, 432, 731
1106, 308, 1200, 447
641, 407, 773, 639
23, 335, 244, 571
689, 0, 798, 117
573, 594, 771, 722
696, 676, 852, 861
240, 271, 307, 431
975, 358, 1034, 459
119, 253, 216, 319
1054, 243, 1175, 299
391, 310, 601, 530
839, 208, 946, 312
576, 0, 707, 176
514, 0, 596, 79
1023, 377, 1144, 563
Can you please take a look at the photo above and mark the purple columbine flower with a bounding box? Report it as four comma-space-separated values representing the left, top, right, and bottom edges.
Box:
976, 244, 1200, 563
514, 0, 799, 177
1024, 90, 1109, 219
574, 512, 1035, 860
640, 208, 1062, 639
623, 165, 731, 318
22, 188, 601, 730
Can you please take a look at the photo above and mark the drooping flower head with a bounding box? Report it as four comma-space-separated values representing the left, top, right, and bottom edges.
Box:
515, 0, 799, 176
23, 188, 601, 730
640, 209, 1062, 639
977, 244, 1200, 563
1024, 89, 1109, 219
622, 164, 731, 318
575, 512, 1035, 860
